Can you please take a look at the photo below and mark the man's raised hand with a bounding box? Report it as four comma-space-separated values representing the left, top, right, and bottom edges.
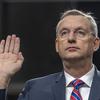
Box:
0, 34, 24, 89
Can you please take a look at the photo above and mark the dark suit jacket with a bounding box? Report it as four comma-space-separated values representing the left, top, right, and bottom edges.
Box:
0, 67, 100, 100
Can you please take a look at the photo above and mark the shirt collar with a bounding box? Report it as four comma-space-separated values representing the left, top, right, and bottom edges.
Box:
64, 64, 95, 87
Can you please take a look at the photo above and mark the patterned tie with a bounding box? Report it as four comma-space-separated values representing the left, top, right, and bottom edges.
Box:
70, 79, 84, 100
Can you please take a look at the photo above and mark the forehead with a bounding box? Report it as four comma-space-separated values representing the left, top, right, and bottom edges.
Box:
57, 15, 91, 31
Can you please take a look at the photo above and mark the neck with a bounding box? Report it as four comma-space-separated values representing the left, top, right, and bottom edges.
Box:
63, 58, 93, 78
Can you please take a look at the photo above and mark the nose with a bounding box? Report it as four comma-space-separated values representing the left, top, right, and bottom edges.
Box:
68, 31, 76, 43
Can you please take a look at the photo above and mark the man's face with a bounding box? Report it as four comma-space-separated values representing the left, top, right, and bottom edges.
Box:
56, 15, 100, 61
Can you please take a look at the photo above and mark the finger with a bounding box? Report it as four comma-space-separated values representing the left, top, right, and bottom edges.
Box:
13, 37, 20, 54
4, 35, 11, 52
15, 52, 24, 69
0, 40, 5, 53
9, 35, 16, 53
18, 52, 24, 61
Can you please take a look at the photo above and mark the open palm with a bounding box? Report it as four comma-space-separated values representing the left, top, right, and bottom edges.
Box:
0, 35, 24, 88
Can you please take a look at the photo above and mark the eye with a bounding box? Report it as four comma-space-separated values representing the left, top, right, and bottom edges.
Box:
76, 30, 86, 37
60, 30, 69, 36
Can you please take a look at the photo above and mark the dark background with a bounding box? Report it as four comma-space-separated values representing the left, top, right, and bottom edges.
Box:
0, 0, 100, 99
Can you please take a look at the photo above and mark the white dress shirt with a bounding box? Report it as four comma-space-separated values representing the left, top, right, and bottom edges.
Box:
64, 65, 95, 100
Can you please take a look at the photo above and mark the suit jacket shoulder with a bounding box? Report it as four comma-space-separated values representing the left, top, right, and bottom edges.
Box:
18, 72, 63, 100
89, 67, 100, 100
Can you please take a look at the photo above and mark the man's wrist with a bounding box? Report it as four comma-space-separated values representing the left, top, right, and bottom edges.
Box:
0, 76, 10, 89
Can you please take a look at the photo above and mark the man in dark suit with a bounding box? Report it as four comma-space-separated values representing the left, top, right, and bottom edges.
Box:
0, 9, 100, 100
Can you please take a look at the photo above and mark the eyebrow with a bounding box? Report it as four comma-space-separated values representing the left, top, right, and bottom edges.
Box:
58, 28, 69, 34
58, 27, 88, 34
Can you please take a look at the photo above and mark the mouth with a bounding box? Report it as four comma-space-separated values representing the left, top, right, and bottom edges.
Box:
65, 46, 80, 52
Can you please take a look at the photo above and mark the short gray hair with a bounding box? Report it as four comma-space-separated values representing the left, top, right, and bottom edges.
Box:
56, 9, 98, 37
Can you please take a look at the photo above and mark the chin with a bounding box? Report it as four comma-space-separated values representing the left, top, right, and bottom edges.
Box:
63, 54, 83, 60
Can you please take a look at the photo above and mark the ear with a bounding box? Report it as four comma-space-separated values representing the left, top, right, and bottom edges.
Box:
93, 37, 100, 52
55, 38, 59, 53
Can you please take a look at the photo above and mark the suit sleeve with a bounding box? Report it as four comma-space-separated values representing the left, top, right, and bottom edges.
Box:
0, 81, 33, 100
0, 83, 31, 100
0, 89, 6, 100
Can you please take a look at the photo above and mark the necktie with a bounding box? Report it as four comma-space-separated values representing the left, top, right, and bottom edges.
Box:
70, 79, 84, 100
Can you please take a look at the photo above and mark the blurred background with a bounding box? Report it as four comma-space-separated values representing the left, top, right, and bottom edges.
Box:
0, 0, 100, 99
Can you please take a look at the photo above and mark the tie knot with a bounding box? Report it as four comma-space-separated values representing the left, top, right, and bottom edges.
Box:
71, 79, 84, 89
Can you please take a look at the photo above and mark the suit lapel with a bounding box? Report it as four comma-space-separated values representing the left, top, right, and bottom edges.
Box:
51, 68, 100, 100
51, 71, 65, 100
89, 68, 100, 100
